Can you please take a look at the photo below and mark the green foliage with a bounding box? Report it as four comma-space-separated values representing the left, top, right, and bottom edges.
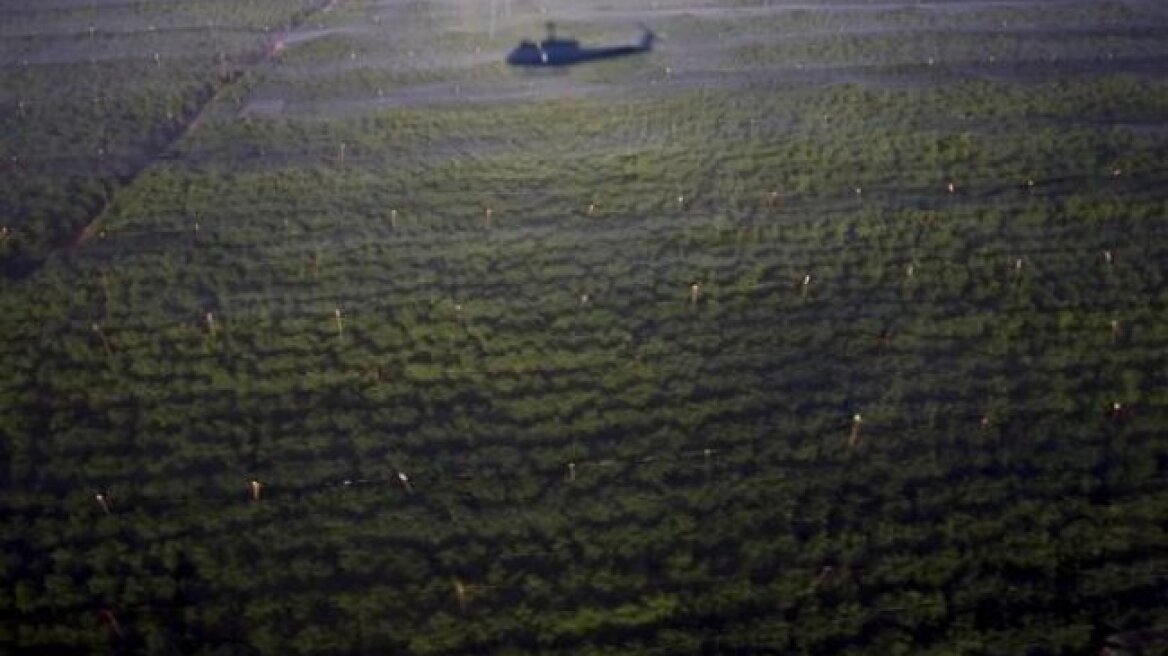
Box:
2, 0, 1168, 654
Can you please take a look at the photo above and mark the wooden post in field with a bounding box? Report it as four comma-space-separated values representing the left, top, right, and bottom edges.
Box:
92, 323, 113, 358
94, 492, 111, 515
811, 565, 839, 591
97, 609, 124, 638
99, 269, 112, 319
847, 413, 863, 449
689, 281, 702, 306
453, 579, 468, 611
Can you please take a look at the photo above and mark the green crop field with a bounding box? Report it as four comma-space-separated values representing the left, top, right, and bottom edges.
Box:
3, 0, 1168, 653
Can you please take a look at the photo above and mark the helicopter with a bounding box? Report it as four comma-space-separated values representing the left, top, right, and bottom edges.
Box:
506, 22, 654, 67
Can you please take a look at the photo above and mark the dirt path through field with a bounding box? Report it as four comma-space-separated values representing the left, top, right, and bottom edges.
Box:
67, 0, 344, 253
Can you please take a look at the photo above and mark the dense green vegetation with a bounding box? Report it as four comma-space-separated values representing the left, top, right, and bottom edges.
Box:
3, 0, 1167, 653
0, 0, 326, 276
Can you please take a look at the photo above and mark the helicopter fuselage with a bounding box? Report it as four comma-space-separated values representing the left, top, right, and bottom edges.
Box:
508, 41, 646, 66
507, 26, 654, 67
